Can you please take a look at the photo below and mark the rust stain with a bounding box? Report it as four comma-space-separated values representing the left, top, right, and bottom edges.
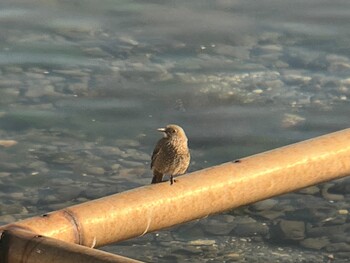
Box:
0, 229, 43, 263
21, 232, 43, 263
62, 209, 83, 245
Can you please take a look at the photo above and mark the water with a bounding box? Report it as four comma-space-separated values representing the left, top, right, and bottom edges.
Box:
1, 0, 350, 262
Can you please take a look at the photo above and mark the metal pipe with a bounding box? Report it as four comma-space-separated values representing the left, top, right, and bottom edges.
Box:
0, 228, 143, 263
1, 128, 350, 248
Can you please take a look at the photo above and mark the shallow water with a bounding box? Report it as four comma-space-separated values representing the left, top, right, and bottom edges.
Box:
1, 0, 350, 262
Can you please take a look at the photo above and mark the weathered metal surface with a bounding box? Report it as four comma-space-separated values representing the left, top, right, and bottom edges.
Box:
0, 228, 143, 263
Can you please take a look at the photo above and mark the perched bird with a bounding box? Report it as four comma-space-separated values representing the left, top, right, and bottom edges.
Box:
151, 124, 190, 185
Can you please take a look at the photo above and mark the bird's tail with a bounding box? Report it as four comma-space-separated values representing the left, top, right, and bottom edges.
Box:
151, 170, 163, 184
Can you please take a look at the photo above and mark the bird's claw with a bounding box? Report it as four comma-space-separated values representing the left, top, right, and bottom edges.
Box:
170, 176, 177, 185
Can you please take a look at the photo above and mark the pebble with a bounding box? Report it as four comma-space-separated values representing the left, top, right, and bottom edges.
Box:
0, 215, 16, 224
52, 69, 89, 77
118, 168, 140, 177
41, 194, 60, 204
215, 44, 250, 59
300, 237, 330, 250
0, 88, 20, 103
225, 253, 241, 261
51, 178, 75, 186
173, 222, 206, 241
338, 209, 348, 215
111, 164, 121, 170
326, 179, 350, 195
82, 185, 119, 200
326, 243, 350, 252
0, 203, 28, 215
8, 192, 24, 199
335, 252, 350, 260
124, 149, 150, 161
0, 172, 11, 178
298, 186, 320, 195
25, 85, 59, 98
253, 210, 285, 220
202, 218, 236, 236
25, 71, 46, 79
220, 214, 236, 223
321, 183, 345, 201
4, 66, 23, 73
188, 239, 216, 246
285, 206, 336, 223
154, 232, 173, 242
233, 222, 269, 237
27, 161, 48, 170
117, 159, 144, 167
97, 146, 125, 156
271, 220, 305, 241
166, 245, 203, 255
281, 113, 306, 128
56, 186, 83, 201
0, 79, 22, 86
250, 199, 278, 211
83, 47, 111, 57
115, 139, 140, 147
307, 224, 350, 239
67, 82, 89, 95
85, 166, 105, 175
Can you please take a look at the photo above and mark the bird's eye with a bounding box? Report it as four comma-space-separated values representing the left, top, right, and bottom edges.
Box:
169, 128, 176, 134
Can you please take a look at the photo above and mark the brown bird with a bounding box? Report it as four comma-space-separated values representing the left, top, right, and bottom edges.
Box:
151, 124, 190, 184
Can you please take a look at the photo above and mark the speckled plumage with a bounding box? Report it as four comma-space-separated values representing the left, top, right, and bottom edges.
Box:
151, 124, 190, 184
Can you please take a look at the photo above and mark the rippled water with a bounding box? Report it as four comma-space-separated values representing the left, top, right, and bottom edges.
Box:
1, 0, 350, 262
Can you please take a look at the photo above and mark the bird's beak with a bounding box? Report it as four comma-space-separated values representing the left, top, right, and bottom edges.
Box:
157, 128, 166, 133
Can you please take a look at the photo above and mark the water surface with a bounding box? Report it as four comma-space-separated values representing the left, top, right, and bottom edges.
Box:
1, 0, 350, 262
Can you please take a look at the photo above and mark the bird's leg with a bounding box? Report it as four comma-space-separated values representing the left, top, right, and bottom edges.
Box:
170, 175, 178, 185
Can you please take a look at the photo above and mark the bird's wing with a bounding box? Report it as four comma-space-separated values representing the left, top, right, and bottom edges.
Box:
151, 138, 165, 169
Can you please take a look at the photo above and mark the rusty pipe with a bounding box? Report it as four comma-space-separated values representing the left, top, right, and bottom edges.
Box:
1, 128, 350, 248
0, 228, 143, 263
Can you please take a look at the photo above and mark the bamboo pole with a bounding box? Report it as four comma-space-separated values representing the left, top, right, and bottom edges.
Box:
0, 228, 143, 263
1, 128, 350, 248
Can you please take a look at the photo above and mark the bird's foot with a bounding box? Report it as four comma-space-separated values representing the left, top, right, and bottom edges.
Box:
170, 176, 177, 185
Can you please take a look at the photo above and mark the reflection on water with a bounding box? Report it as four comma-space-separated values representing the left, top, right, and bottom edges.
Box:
1, 0, 350, 262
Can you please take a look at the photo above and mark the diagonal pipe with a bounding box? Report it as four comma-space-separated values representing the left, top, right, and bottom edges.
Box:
1, 128, 350, 248
0, 228, 143, 263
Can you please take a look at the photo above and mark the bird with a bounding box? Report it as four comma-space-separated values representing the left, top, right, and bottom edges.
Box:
151, 124, 190, 185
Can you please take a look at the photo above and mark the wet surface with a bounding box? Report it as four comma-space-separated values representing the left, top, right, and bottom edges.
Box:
0, 0, 350, 262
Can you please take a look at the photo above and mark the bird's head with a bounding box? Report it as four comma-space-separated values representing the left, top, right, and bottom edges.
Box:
158, 124, 188, 141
